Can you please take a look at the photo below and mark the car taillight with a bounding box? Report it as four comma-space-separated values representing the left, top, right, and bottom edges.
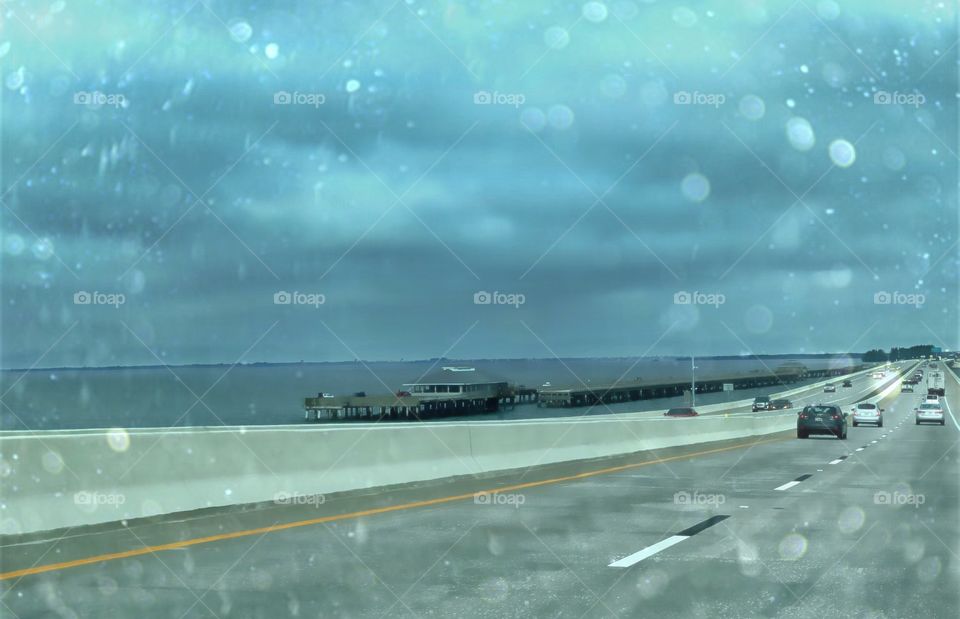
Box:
799, 414, 807, 419
831, 414, 840, 419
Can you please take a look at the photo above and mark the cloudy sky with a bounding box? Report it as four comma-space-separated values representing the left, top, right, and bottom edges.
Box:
1, 0, 957, 367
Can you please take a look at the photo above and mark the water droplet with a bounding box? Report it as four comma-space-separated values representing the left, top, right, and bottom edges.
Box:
672, 7, 697, 27
739, 95, 765, 120
778, 533, 808, 560
786, 117, 815, 151
681, 173, 710, 202
107, 428, 130, 452
32, 238, 54, 260
544, 26, 570, 50
5, 67, 25, 91
829, 139, 856, 167
228, 19, 253, 43
520, 107, 546, 132
547, 104, 574, 130
582, 2, 609, 23
345, 79, 361, 93
817, 0, 841, 20
264, 43, 279, 59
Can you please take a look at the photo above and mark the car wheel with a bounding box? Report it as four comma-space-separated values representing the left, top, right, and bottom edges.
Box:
941, 420, 946, 426
852, 421, 858, 427
878, 421, 883, 427
797, 431, 807, 439
841, 430, 847, 440
916, 419, 920, 425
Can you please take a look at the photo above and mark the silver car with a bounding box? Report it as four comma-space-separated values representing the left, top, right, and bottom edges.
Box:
851, 402, 883, 427
916, 403, 945, 426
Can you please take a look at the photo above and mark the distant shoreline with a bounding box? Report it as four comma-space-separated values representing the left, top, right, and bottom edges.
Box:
0, 353, 864, 373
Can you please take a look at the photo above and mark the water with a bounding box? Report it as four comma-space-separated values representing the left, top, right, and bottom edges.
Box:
0, 357, 858, 430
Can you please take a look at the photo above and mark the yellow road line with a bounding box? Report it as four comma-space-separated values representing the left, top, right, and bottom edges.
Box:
0, 435, 787, 581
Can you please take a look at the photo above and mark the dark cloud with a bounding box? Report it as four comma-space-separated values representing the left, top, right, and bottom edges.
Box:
1, 0, 957, 367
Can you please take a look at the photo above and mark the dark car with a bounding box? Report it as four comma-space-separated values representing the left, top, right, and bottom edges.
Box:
752, 396, 770, 412
842, 379, 853, 387
797, 405, 847, 439
768, 399, 793, 410
664, 407, 699, 417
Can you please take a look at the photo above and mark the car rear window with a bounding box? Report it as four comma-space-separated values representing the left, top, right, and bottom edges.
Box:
857, 403, 877, 410
804, 406, 838, 415
666, 408, 693, 415
919, 404, 942, 410
755, 397, 769, 402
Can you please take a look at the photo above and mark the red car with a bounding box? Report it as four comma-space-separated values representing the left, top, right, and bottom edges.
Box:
664, 407, 699, 417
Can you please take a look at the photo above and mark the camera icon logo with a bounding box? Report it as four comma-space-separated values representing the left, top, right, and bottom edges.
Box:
74, 291, 92, 305
274, 291, 292, 304
73, 91, 92, 105
473, 492, 491, 504
874, 291, 892, 305
274, 91, 292, 105
473, 291, 492, 304
673, 291, 692, 305
473, 91, 492, 105
673, 91, 692, 104
874, 91, 891, 104
874, 491, 891, 505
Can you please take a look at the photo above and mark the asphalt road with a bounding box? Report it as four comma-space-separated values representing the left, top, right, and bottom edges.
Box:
1, 361, 957, 618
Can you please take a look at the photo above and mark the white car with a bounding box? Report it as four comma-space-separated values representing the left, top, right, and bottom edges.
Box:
916, 403, 945, 426
824, 384, 837, 393
851, 402, 883, 427
924, 394, 941, 405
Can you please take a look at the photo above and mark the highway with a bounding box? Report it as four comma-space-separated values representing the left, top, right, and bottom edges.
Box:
1, 361, 957, 618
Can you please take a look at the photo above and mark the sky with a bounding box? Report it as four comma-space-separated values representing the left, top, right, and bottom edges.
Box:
0, 0, 957, 367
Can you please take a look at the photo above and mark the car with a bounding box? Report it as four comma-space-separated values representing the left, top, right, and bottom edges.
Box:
798, 405, 847, 439
851, 402, 884, 427
901, 384, 914, 393
842, 379, 853, 388
871, 372, 884, 379
752, 396, 770, 412
916, 403, 945, 425
824, 384, 837, 393
768, 399, 793, 410
924, 394, 941, 405
664, 407, 699, 417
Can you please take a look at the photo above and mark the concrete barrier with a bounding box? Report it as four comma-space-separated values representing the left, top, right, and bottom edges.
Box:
1, 411, 800, 536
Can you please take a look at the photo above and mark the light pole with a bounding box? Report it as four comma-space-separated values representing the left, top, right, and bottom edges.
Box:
691, 356, 698, 407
